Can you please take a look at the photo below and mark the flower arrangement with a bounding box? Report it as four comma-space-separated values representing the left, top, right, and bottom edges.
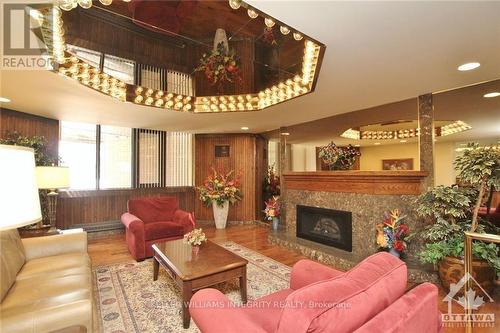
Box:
376, 209, 410, 254
183, 228, 207, 246
263, 165, 280, 199
318, 142, 360, 170
197, 169, 242, 207
264, 196, 281, 221
195, 42, 242, 91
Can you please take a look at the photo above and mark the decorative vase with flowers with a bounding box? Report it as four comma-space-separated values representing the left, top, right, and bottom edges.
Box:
318, 142, 360, 170
264, 196, 281, 230
376, 209, 410, 258
197, 169, 242, 229
184, 228, 207, 255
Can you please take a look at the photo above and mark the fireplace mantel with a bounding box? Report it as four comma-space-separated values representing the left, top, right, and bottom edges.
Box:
283, 171, 428, 195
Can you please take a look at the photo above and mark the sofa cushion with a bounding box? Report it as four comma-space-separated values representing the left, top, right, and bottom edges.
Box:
0, 229, 26, 301
144, 221, 185, 240
128, 196, 179, 222
277, 252, 407, 333
16, 252, 91, 281
242, 289, 294, 332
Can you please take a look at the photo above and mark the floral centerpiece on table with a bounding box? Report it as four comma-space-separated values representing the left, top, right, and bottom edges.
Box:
183, 228, 207, 246
264, 196, 281, 221
318, 142, 360, 170
197, 169, 242, 207
376, 209, 410, 257
195, 42, 242, 91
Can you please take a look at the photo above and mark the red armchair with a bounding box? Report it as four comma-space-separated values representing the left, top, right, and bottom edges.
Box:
121, 196, 195, 260
190, 252, 442, 333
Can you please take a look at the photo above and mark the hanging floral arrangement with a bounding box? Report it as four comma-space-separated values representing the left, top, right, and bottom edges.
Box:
318, 142, 360, 170
195, 42, 242, 91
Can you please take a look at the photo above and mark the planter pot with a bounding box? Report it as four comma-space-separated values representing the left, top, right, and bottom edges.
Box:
213, 201, 230, 229
272, 217, 279, 230
191, 245, 200, 256
438, 256, 495, 295
389, 248, 401, 258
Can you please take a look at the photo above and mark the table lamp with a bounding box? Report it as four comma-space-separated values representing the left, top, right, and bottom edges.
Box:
36, 166, 70, 228
0, 144, 42, 231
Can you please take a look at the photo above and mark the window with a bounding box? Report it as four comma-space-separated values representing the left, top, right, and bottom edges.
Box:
138, 130, 162, 187
165, 132, 193, 186
66, 44, 101, 68
60, 121, 97, 190
103, 54, 134, 84
100, 126, 132, 189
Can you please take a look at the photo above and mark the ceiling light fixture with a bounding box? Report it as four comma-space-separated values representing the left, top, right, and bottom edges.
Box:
457, 62, 480, 71
264, 18, 275, 28
374, 142, 381, 145
0, 97, 11, 103
354, 144, 360, 147
228, 0, 241, 10
241, 126, 249, 130
400, 140, 407, 143
281, 132, 290, 136
483, 92, 500, 98
280, 26, 290, 35
247, 9, 258, 19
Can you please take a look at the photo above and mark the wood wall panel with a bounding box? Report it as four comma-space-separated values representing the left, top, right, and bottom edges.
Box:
56, 187, 196, 229
0, 108, 59, 159
194, 134, 267, 221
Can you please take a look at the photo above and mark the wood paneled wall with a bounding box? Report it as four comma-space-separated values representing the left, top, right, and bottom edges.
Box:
0, 108, 59, 159
194, 134, 267, 221
56, 187, 196, 229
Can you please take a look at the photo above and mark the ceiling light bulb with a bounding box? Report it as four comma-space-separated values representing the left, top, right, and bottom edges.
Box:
374, 142, 381, 145
293, 32, 303, 41
78, 0, 92, 9
400, 140, 407, 143
99, 0, 113, 6
265, 18, 275, 28
280, 26, 290, 35
457, 62, 480, 71
228, 0, 241, 10
247, 9, 258, 19
0, 97, 11, 103
241, 127, 249, 130
281, 132, 290, 136
58, 0, 75, 11
483, 92, 500, 98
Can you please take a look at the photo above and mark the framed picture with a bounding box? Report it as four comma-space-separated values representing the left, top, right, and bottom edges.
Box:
215, 145, 230, 158
382, 158, 414, 171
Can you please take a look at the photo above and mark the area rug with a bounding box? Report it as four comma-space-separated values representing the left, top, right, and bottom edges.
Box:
93, 241, 292, 333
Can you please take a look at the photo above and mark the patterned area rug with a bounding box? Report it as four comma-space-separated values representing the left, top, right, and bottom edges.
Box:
94, 241, 292, 332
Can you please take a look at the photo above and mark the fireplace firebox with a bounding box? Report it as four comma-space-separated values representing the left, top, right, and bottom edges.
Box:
296, 205, 352, 252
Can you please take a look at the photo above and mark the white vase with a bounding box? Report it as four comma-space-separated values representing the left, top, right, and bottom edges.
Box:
213, 201, 230, 229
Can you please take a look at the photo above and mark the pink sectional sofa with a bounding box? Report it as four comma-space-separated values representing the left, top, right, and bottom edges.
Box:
190, 252, 442, 333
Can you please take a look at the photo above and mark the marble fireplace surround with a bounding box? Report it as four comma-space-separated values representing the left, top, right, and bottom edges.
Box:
268, 171, 439, 283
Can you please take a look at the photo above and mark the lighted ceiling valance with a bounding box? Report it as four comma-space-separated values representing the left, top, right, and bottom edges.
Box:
34, 0, 325, 113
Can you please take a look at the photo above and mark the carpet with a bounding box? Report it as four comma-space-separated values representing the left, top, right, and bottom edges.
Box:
94, 241, 292, 332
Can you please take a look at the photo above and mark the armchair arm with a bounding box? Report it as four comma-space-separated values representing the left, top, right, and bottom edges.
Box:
22, 231, 88, 261
173, 209, 196, 233
290, 259, 344, 290
190, 289, 266, 333
121, 212, 144, 230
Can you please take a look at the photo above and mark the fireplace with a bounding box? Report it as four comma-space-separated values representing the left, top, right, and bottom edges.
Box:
296, 205, 352, 252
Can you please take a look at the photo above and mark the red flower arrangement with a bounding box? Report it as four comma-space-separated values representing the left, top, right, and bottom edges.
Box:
195, 42, 242, 91
376, 209, 410, 255
197, 168, 242, 207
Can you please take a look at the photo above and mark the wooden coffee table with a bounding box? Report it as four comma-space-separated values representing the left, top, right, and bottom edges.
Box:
152, 239, 248, 328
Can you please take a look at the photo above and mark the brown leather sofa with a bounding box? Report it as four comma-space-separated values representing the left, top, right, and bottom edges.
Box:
0, 229, 93, 333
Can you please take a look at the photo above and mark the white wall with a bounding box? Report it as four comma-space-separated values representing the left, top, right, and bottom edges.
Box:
290, 144, 317, 171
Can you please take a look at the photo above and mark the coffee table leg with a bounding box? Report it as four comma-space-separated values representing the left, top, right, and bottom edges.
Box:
239, 266, 247, 304
153, 256, 159, 281
182, 282, 193, 329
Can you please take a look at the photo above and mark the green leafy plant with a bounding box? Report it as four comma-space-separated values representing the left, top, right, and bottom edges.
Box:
414, 143, 500, 276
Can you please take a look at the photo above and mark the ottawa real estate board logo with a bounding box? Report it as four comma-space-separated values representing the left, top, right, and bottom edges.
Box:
2, 2, 53, 70
442, 273, 495, 328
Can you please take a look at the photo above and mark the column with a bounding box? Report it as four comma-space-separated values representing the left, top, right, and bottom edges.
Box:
279, 128, 289, 228
418, 93, 435, 190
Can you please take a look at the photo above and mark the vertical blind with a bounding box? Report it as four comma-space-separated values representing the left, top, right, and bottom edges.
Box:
165, 132, 193, 186
137, 64, 166, 90
166, 70, 194, 95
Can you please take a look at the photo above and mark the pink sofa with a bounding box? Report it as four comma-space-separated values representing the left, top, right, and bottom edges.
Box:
121, 196, 195, 260
190, 252, 442, 333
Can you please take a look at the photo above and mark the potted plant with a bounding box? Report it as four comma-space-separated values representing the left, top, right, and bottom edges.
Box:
376, 209, 410, 258
264, 196, 281, 230
318, 142, 360, 170
197, 169, 242, 229
415, 143, 500, 293
183, 228, 207, 256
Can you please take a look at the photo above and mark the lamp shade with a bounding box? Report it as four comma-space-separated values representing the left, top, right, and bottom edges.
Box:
36, 166, 70, 189
0, 144, 42, 230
